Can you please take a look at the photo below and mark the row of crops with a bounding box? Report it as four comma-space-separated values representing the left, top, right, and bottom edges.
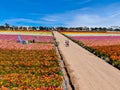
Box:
0, 31, 64, 90
61, 31, 120, 69
0, 34, 53, 43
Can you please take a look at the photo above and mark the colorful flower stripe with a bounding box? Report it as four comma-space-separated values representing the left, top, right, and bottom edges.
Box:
71, 36, 120, 46
61, 31, 120, 36
91, 45, 120, 61
0, 40, 54, 50
0, 31, 64, 89
0, 34, 53, 42
0, 49, 63, 89
0, 30, 52, 36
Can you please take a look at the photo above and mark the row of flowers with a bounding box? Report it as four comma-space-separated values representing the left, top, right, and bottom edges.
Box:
0, 31, 65, 89
62, 33, 120, 69
0, 30, 52, 35
0, 40, 54, 50
61, 31, 120, 36
91, 45, 120, 61
0, 48, 64, 89
71, 36, 120, 46
0, 34, 54, 42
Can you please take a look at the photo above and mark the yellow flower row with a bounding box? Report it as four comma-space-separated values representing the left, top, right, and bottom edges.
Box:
0, 30, 52, 35
61, 31, 120, 36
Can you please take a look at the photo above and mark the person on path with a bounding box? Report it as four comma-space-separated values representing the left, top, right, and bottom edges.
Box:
65, 40, 69, 47
32, 39, 35, 43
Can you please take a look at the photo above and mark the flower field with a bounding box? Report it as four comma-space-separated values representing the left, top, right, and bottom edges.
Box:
0, 30, 52, 36
62, 31, 120, 68
0, 34, 53, 43
61, 31, 120, 36
71, 36, 120, 46
91, 45, 120, 61
0, 30, 53, 43
0, 31, 64, 90
0, 40, 54, 50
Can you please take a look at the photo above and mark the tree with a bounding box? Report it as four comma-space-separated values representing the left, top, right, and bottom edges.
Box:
5, 23, 10, 30
10, 27, 13, 30
39, 26, 44, 30
23, 27, 27, 30
32, 26, 37, 30
102, 27, 107, 31
14, 26, 19, 30
0, 26, 5, 30
28, 26, 32, 30
19, 26, 23, 30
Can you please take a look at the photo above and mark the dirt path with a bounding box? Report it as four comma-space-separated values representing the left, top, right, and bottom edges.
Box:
53, 31, 120, 90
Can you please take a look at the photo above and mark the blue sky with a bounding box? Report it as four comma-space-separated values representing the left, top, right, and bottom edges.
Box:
0, 0, 120, 27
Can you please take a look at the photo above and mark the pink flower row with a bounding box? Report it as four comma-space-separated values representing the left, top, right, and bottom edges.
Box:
0, 40, 54, 50
0, 34, 53, 42
72, 36, 120, 46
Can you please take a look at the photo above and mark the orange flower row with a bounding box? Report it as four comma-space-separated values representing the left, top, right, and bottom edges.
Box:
91, 45, 120, 61
0, 49, 63, 89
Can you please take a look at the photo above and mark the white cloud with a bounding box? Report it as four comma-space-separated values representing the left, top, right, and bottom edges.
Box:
66, 13, 120, 27
58, 0, 91, 3
66, 14, 105, 27
0, 18, 45, 26
42, 2, 120, 27
110, 11, 120, 18
77, 0, 91, 5
42, 16, 59, 22
1, 2, 120, 27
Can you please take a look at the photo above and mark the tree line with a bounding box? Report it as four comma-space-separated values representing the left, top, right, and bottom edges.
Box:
0, 23, 119, 31
0, 23, 54, 31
